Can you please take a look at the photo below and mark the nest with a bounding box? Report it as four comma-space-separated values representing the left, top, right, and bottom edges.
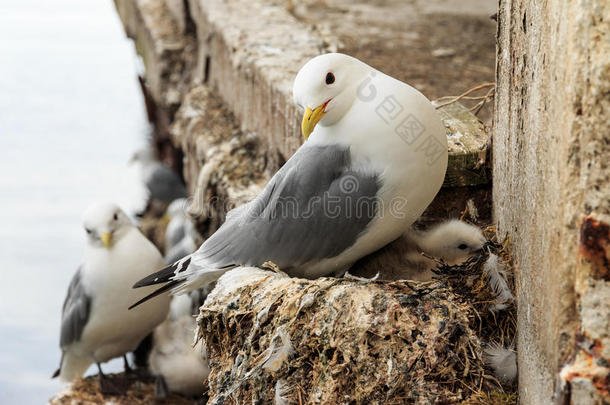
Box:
48, 374, 195, 405
197, 229, 517, 404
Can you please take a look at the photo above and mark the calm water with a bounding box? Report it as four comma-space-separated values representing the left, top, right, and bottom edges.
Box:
0, 1, 149, 402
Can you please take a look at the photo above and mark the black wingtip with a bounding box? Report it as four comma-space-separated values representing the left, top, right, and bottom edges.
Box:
51, 368, 60, 379
128, 280, 181, 310
133, 267, 173, 288
133, 257, 191, 289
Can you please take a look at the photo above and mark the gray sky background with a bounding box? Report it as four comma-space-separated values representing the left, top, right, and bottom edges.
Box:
0, 1, 148, 402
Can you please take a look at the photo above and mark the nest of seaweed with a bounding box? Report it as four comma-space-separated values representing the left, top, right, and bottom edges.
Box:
197, 229, 517, 404
48, 373, 195, 405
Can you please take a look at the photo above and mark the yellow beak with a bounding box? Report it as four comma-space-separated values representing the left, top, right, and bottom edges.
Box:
101, 232, 113, 248
159, 214, 171, 227
301, 103, 327, 140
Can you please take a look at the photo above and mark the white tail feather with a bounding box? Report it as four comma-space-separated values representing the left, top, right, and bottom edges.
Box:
59, 352, 92, 382
484, 342, 517, 384
263, 327, 294, 373
274, 379, 296, 405
483, 254, 514, 311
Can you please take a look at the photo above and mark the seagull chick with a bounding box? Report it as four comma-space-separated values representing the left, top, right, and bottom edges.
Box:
350, 219, 486, 281
414, 219, 487, 263
164, 198, 200, 265
131, 53, 448, 305
53, 202, 170, 389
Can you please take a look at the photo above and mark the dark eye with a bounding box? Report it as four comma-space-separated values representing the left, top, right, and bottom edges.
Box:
458, 243, 468, 250
113, 213, 118, 221
325, 72, 335, 85
85, 228, 92, 234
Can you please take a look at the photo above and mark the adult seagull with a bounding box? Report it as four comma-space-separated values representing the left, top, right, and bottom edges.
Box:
53, 203, 170, 391
131, 53, 448, 306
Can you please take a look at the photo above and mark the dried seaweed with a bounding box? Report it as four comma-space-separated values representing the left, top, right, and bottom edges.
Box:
48, 373, 195, 405
197, 229, 517, 404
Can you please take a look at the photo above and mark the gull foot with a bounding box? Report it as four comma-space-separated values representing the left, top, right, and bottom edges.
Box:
154, 375, 169, 399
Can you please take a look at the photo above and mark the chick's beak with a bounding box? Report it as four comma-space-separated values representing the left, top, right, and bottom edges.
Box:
301, 102, 328, 139
101, 232, 113, 248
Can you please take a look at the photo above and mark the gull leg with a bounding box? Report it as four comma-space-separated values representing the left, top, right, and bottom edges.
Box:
123, 355, 133, 375
154, 375, 169, 399
97, 362, 128, 396
96, 362, 105, 381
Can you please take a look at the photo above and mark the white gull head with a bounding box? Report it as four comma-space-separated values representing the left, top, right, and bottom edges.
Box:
82, 202, 134, 249
293, 53, 369, 137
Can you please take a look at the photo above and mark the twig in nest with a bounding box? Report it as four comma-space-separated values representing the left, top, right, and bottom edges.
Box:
460, 204, 469, 221
297, 385, 303, 405
262, 261, 290, 277
434, 82, 496, 110
470, 86, 495, 115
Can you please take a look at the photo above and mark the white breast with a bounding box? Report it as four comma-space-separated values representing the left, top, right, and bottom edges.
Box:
74, 229, 170, 362
303, 70, 448, 277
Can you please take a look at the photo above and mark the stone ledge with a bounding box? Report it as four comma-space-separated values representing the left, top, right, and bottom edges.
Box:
115, 0, 192, 111
169, 85, 268, 235
187, 0, 331, 168
116, 0, 493, 188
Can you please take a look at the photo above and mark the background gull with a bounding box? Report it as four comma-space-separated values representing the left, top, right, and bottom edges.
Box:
53, 202, 170, 393
148, 289, 210, 398
130, 147, 187, 205
163, 198, 201, 264
131, 53, 449, 304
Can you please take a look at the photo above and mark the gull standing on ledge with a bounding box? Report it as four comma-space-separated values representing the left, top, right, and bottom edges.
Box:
53, 203, 170, 389
131, 53, 448, 305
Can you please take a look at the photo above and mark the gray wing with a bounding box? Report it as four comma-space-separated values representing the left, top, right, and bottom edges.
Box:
59, 267, 91, 348
195, 143, 380, 271
164, 243, 192, 265
145, 164, 187, 203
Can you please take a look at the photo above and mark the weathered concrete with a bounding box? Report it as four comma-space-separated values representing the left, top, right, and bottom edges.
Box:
187, 0, 329, 168
493, 0, 610, 403
169, 86, 268, 236
114, 0, 191, 111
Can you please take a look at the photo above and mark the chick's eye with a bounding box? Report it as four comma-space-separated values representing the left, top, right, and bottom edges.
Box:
325, 72, 335, 85
458, 243, 468, 250
113, 213, 118, 221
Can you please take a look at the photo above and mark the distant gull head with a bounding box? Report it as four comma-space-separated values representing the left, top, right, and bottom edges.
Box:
82, 202, 135, 249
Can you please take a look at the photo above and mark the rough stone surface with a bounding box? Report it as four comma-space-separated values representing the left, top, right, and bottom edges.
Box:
187, 0, 496, 169
435, 101, 490, 187
169, 86, 268, 236
493, 0, 610, 403
288, 0, 497, 121
187, 0, 329, 169
115, 0, 192, 111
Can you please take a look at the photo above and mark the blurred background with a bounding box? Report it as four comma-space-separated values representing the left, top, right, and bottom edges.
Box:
0, 1, 149, 402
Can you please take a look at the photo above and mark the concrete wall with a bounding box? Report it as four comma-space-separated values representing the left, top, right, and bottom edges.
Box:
493, 0, 610, 403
